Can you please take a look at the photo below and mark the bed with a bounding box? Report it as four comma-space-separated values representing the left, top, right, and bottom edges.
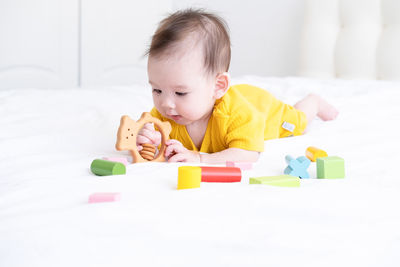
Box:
1, 76, 400, 267
2, 0, 400, 266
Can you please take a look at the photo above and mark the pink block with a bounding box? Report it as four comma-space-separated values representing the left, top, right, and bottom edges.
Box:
88, 193, 121, 203
226, 161, 253, 171
102, 157, 129, 166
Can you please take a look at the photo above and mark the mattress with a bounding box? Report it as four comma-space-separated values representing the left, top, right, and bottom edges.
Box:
1, 76, 399, 267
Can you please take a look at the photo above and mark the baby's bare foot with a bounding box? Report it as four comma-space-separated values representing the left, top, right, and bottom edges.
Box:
317, 96, 339, 121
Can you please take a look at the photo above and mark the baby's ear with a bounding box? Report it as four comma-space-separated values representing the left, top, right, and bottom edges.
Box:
214, 72, 230, 99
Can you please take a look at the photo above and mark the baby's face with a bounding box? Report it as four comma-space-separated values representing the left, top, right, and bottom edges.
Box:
147, 46, 217, 126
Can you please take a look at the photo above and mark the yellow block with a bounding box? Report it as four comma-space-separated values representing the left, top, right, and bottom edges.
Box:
177, 166, 201, 190
306, 146, 328, 162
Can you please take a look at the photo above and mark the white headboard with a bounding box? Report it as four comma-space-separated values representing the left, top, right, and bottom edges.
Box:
299, 0, 400, 80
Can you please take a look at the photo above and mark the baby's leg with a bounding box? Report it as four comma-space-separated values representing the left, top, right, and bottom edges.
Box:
294, 94, 338, 123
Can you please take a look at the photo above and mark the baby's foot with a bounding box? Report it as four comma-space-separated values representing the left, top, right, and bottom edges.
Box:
317, 97, 339, 121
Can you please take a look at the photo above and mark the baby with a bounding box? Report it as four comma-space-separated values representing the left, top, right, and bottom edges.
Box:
137, 9, 338, 164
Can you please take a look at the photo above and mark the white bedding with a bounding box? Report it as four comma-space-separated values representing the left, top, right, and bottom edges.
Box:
1, 76, 400, 267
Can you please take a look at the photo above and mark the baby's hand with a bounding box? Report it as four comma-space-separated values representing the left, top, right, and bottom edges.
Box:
165, 139, 201, 163
136, 123, 161, 150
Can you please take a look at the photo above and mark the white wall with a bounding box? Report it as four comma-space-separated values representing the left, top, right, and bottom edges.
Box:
80, 0, 172, 87
0, 0, 305, 89
0, 0, 79, 89
172, 0, 305, 77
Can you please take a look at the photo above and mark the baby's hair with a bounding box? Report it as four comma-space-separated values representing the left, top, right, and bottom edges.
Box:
145, 8, 231, 75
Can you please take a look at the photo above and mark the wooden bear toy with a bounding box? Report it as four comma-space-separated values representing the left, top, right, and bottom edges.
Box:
115, 112, 171, 163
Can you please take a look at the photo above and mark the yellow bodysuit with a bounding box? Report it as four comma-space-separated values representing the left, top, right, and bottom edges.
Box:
150, 84, 307, 153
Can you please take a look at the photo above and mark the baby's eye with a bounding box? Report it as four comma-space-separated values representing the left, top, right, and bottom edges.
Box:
175, 92, 187, 96
152, 89, 162, 94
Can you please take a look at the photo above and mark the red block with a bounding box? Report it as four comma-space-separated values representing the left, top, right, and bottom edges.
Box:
200, 166, 242, 182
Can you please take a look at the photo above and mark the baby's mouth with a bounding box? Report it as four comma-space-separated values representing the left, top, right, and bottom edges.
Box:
169, 115, 182, 121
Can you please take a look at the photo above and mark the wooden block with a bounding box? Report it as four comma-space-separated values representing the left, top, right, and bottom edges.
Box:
90, 159, 126, 176
249, 175, 300, 187
284, 155, 310, 178
306, 146, 328, 162
88, 193, 121, 203
177, 166, 201, 190
226, 161, 252, 171
317, 156, 345, 179
200, 166, 242, 182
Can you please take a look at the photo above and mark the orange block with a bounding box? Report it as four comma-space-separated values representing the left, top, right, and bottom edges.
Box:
306, 146, 328, 162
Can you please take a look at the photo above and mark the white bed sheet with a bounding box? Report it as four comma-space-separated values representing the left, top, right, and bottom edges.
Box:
1, 76, 400, 267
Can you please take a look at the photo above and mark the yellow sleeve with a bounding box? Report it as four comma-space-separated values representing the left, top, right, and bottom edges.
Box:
224, 107, 265, 152
150, 107, 163, 120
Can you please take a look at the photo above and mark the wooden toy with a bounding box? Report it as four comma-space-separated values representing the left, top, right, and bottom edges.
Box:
102, 157, 129, 166
200, 166, 241, 182
306, 146, 328, 162
177, 166, 201, 190
91, 159, 126, 176
89, 192, 121, 203
249, 175, 300, 187
139, 143, 157, 161
226, 161, 253, 171
317, 156, 345, 179
116, 112, 171, 163
284, 155, 310, 178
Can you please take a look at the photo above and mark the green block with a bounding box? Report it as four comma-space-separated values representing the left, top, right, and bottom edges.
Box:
317, 156, 345, 179
90, 159, 126, 176
249, 175, 300, 187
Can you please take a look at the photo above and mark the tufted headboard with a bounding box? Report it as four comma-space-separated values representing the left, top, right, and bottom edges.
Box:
299, 0, 400, 80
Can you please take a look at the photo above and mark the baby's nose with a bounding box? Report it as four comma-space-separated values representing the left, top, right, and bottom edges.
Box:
161, 96, 175, 109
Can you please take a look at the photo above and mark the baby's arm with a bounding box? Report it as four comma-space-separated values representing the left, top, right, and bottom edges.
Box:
199, 148, 260, 164
165, 140, 260, 163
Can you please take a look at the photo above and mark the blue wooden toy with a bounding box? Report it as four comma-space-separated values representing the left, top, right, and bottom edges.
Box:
284, 155, 311, 178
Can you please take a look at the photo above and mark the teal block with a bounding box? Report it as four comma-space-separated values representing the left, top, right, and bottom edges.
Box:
317, 156, 345, 179
284, 155, 310, 178
249, 175, 300, 187
91, 159, 126, 176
